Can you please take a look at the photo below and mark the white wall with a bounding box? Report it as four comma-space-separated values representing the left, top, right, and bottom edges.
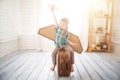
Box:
112, 0, 120, 56
19, 0, 54, 51
19, 0, 39, 50
0, 0, 21, 57
0, 0, 54, 56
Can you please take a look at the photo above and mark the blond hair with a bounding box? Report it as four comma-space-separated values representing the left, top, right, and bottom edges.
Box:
61, 17, 69, 24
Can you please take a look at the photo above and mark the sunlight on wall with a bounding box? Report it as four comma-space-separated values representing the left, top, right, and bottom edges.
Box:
91, 0, 110, 16
38, 0, 92, 51
37, 0, 111, 51
39, 0, 90, 36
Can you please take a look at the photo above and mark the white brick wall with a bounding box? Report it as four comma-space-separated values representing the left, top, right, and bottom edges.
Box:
0, 0, 21, 56
113, 0, 120, 42
0, 0, 54, 56
19, 0, 41, 50
18, 34, 38, 50
19, 0, 54, 51
112, 0, 120, 56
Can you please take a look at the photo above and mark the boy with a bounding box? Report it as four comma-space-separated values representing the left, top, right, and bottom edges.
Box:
51, 17, 77, 72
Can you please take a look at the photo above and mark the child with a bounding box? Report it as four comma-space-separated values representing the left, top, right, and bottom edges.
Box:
51, 17, 77, 72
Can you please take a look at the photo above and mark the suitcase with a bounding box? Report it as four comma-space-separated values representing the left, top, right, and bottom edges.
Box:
57, 48, 71, 77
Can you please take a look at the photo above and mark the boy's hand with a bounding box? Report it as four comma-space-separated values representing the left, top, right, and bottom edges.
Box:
48, 4, 56, 12
68, 40, 78, 48
71, 43, 78, 48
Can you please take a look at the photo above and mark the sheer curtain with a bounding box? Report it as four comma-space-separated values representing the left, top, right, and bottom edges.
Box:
38, 0, 89, 52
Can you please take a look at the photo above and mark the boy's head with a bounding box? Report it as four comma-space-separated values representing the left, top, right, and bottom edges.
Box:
59, 18, 69, 30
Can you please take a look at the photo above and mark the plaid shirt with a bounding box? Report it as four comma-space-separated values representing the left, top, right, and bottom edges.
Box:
54, 28, 69, 48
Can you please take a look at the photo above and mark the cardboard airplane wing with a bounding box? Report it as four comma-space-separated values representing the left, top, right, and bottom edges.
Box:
38, 24, 83, 54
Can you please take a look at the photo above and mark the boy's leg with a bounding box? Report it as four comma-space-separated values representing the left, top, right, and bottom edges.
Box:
64, 45, 74, 64
51, 48, 59, 71
64, 45, 74, 72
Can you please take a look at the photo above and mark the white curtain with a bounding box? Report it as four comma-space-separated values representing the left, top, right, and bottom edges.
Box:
38, 0, 89, 52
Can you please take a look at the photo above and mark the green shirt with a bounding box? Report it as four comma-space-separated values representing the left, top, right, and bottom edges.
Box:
55, 28, 69, 48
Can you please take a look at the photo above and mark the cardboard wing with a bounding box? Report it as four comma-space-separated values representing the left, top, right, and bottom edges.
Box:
38, 24, 83, 54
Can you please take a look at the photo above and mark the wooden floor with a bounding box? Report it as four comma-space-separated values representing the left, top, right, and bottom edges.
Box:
0, 50, 120, 80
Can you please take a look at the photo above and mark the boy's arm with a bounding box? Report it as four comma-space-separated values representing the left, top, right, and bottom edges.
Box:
67, 33, 77, 48
68, 40, 78, 48
68, 40, 74, 46
49, 4, 58, 28
52, 11, 58, 27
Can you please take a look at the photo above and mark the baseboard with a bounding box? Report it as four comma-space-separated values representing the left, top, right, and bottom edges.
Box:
0, 49, 18, 58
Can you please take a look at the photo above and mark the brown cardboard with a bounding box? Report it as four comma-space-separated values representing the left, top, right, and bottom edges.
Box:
38, 24, 83, 54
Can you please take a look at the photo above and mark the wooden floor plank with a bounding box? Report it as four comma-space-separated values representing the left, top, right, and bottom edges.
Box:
0, 52, 22, 69
0, 53, 32, 80
93, 53, 120, 77
77, 53, 102, 80
48, 70, 59, 80
97, 53, 120, 71
81, 53, 110, 80
0, 53, 29, 75
88, 53, 120, 80
17, 53, 43, 80
75, 53, 92, 80
70, 64, 82, 80
0, 50, 23, 62
84, 54, 111, 80
47, 59, 59, 80
8, 53, 39, 80
59, 76, 71, 80
47, 52, 59, 80
26, 52, 49, 80
0, 50, 120, 80
97, 52, 120, 61
37, 52, 51, 80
